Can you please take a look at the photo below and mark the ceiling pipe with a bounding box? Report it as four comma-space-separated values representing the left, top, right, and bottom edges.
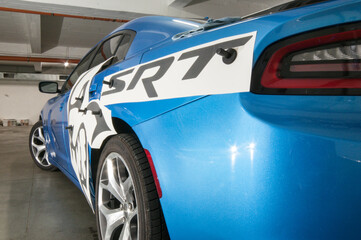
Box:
0, 7, 129, 23
0, 56, 80, 64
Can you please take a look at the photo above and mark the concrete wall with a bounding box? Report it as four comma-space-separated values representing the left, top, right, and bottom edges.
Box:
0, 81, 54, 125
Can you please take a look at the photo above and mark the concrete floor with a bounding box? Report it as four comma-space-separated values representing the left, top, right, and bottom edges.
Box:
0, 126, 98, 240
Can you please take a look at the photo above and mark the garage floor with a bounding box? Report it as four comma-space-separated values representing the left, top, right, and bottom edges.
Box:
0, 126, 97, 240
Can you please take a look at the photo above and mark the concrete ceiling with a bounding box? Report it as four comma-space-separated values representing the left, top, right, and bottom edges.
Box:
0, 0, 290, 78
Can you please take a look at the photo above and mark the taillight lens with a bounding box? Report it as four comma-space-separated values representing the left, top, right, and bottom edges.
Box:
251, 22, 361, 95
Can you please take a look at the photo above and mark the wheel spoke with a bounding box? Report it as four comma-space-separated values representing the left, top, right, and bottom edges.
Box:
121, 177, 134, 202
34, 146, 45, 159
38, 128, 45, 142
106, 158, 126, 203
34, 135, 44, 143
34, 128, 40, 138
41, 152, 50, 166
128, 207, 137, 222
33, 143, 45, 153
99, 205, 125, 240
119, 221, 131, 240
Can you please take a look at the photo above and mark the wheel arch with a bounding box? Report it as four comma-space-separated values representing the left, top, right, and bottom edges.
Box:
90, 117, 140, 188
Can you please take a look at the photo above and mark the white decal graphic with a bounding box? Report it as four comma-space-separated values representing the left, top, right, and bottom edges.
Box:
67, 31, 256, 210
101, 31, 256, 104
67, 59, 116, 211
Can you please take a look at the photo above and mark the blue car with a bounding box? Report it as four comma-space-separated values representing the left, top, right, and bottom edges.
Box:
28, 0, 361, 239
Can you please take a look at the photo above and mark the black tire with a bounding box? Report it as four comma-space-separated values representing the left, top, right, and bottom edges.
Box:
29, 120, 56, 171
95, 134, 169, 240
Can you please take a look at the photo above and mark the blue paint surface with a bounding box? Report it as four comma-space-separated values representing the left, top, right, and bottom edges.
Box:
134, 92, 361, 239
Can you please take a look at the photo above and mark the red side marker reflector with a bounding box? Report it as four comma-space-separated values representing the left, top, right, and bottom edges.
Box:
144, 149, 162, 199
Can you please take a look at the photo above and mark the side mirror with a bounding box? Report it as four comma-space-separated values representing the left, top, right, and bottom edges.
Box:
39, 81, 59, 94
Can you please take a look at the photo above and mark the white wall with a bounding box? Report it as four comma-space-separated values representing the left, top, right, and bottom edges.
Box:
0, 81, 54, 125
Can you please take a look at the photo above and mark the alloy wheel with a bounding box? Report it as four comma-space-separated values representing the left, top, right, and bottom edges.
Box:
98, 152, 138, 240
31, 125, 51, 167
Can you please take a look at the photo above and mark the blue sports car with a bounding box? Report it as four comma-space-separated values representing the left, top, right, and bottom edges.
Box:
29, 0, 361, 239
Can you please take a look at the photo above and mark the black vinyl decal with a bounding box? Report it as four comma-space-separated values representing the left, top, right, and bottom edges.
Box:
86, 101, 112, 144
102, 69, 135, 97
127, 57, 175, 97
178, 36, 252, 80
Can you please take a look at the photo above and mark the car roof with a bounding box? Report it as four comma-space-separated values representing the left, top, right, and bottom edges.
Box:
92, 0, 338, 60
110, 16, 201, 58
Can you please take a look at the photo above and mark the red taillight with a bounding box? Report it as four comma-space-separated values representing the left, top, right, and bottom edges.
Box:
144, 149, 162, 198
262, 29, 361, 88
251, 22, 361, 95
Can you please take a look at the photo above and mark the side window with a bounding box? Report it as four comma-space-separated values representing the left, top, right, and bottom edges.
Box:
61, 31, 135, 93
89, 35, 123, 69
62, 48, 97, 92
114, 34, 132, 62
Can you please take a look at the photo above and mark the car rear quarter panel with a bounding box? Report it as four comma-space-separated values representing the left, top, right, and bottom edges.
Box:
132, 92, 361, 239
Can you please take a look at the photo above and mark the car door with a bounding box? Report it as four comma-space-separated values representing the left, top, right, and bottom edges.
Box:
46, 47, 97, 175
64, 32, 136, 208
43, 93, 70, 170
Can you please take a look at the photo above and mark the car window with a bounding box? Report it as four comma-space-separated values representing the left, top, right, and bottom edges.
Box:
61, 47, 97, 92
61, 31, 134, 93
89, 35, 123, 69
114, 34, 132, 62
